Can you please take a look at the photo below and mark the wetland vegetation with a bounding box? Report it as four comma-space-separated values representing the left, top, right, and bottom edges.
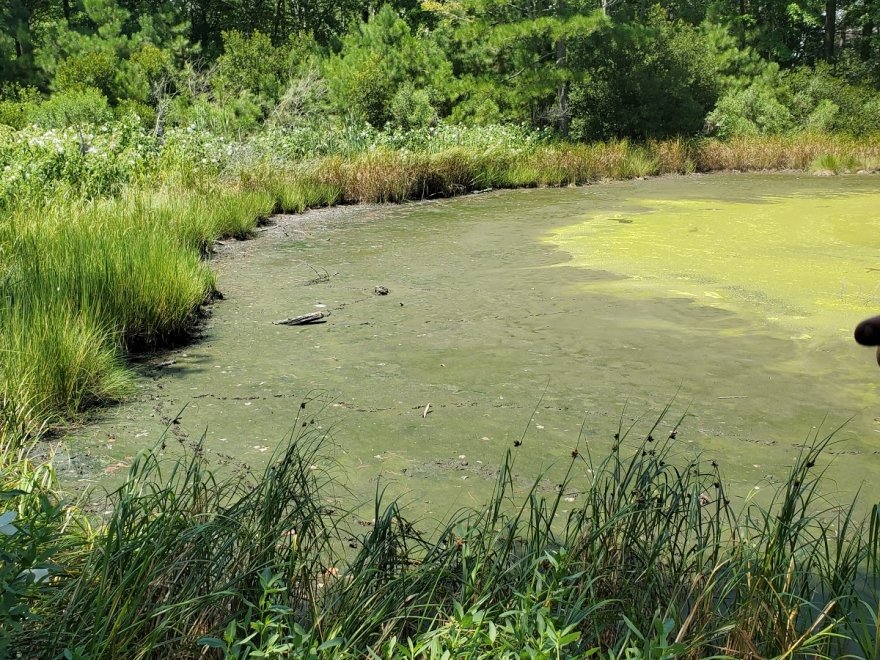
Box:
2, 0, 880, 656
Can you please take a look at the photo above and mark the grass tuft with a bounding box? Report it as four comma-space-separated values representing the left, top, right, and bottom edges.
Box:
2, 418, 877, 657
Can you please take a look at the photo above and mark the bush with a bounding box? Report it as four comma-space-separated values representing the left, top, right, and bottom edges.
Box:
784, 65, 880, 136
569, 14, 719, 140
54, 51, 118, 97
0, 86, 41, 129
128, 43, 172, 88
706, 83, 793, 137
30, 88, 113, 129
324, 5, 452, 127
114, 98, 157, 129
389, 83, 436, 130
213, 30, 308, 115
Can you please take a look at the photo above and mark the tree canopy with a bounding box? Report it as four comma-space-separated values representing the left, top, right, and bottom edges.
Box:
1, 0, 878, 138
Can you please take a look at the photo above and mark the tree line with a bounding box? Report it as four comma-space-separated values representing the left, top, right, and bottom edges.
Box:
1, 0, 878, 139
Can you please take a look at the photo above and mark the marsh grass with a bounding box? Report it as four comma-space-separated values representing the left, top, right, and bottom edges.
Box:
0, 304, 132, 433
0, 182, 284, 432
39, 425, 335, 658
809, 153, 865, 175
694, 134, 880, 172
3, 413, 877, 658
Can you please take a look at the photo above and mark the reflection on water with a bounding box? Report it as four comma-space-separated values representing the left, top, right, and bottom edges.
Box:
65, 174, 880, 515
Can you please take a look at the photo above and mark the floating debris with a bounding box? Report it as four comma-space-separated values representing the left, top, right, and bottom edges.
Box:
273, 311, 328, 326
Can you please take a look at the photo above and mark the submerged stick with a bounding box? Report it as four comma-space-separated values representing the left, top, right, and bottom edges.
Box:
273, 311, 328, 326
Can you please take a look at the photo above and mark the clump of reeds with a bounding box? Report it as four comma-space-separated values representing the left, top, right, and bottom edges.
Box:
694, 134, 880, 172
5, 411, 877, 658
35, 422, 336, 657
0, 181, 285, 435
809, 152, 864, 175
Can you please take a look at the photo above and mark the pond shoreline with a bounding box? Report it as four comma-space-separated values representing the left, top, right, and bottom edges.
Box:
64, 172, 880, 519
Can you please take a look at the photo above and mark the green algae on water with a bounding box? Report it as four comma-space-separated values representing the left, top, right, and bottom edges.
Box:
547, 186, 880, 339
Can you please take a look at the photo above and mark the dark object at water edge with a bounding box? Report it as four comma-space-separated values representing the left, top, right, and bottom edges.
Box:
854, 315, 880, 366
273, 311, 328, 326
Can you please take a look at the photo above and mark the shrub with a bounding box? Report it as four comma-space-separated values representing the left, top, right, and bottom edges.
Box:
324, 5, 452, 127
30, 88, 112, 129
114, 98, 157, 129
53, 51, 119, 97
0, 86, 41, 129
805, 98, 839, 133
784, 65, 880, 136
569, 14, 719, 141
128, 43, 172, 87
706, 83, 793, 137
213, 30, 310, 116
389, 83, 437, 130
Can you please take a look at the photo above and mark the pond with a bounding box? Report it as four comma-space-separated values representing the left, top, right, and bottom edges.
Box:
64, 173, 880, 517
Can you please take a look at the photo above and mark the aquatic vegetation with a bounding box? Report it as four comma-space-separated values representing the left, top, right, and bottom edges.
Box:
2, 418, 878, 657
809, 153, 865, 175
694, 134, 880, 172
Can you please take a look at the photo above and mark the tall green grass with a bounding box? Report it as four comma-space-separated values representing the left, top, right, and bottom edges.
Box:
0, 184, 279, 433
4, 416, 878, 657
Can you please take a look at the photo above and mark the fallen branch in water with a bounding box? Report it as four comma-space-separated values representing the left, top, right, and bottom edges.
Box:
273, 312, 328, 326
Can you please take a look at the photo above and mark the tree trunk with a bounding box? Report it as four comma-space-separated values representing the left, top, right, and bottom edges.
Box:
273, 0, 285, 44
556, 1, 568, 138
556, 40, 568, 138
824, 0, 837, 61
862, 20, 875, 60
62, 0, 71, 21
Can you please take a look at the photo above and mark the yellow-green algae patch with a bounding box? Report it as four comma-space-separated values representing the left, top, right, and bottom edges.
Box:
548, 188, 880, 338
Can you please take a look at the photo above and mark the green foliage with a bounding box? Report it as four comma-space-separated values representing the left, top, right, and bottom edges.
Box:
701, 22, 770, 95
433, 3, 607, 128
114, 98, 157, 128
0, 86, 42, 129
0, 301, 133, 432
5, 421, 876, 657
42, 433, 333, 657
30, 87, 113, 129
173, 88, 265, 134
199, 568, 342, 658
809, 152, 862, 174
54, 50, 118, 96
0, 118, 162, 205
784, 65, 880, 136
569, 12, 719, 140
128, 43, 173, 84
0, 483, 71, 657
213, 30, 310, 115
706, 82, 793, 137
325, 5, 452, 127
389, 83, 437, 130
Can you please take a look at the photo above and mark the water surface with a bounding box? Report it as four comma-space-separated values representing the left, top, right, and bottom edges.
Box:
65, 174, 880, 516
